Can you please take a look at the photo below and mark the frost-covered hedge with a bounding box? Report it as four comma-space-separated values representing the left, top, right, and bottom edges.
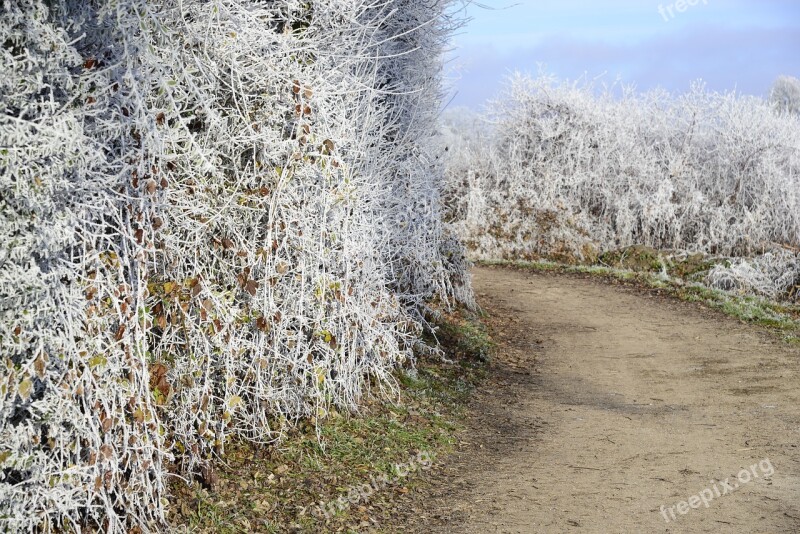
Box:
0, 1, 469, 531
444, 73, 800, 299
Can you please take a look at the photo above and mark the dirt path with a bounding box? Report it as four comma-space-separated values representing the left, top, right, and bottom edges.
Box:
398, 266, 800, 533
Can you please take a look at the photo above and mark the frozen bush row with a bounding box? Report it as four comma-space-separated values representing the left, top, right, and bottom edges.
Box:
444, 73, 800, 299
0, 0, 469, 531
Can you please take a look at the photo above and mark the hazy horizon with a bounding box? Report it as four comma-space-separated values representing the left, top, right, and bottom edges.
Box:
446, 0, 800, 109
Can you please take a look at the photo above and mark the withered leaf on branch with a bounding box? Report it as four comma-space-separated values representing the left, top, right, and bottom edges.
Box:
256, 316, 270, 332
245, 279, 259, 296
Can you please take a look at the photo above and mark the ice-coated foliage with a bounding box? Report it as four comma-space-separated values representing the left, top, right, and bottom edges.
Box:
707, 250, 800, 301
0, 0, 470, 531
771, 75, 800, 115
444, 73, 800, 300
1, 3, 167, 531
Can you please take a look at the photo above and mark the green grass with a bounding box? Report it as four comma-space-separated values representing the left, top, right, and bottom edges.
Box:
168, 310, 491, 533
480, 258, 800, 343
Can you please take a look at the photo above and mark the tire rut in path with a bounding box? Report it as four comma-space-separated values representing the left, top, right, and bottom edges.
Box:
398, 266, 800, 533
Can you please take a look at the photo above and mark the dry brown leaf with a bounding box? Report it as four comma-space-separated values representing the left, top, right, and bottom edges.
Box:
245, 279, 259, 296
34, 355, 46, 379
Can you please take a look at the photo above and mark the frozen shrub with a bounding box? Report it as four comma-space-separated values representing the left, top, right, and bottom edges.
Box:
445, 73, 800, 294
771, 75, 800, 115
0, 2, 166, 530
1, 0, 469, 531
707, 250, 800, 301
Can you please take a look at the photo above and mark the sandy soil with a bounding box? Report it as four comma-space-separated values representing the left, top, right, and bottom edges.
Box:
397, 266, 800, 533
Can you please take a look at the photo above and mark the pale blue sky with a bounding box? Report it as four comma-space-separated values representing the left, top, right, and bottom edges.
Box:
447, 0, 800, 107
